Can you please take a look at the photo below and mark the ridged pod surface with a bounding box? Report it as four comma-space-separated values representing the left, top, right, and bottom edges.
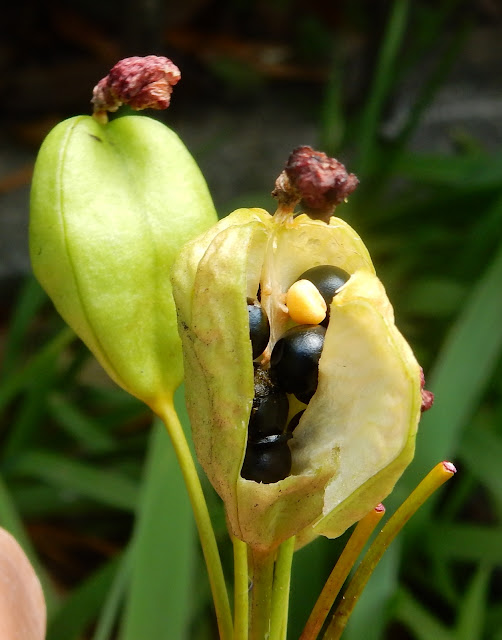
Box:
172, 208, 422, 551
30, 115, 217, 410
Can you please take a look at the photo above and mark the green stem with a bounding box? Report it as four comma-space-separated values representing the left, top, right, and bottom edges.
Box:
323, 461, 456, 640
157, 399, 233, 640
300, 506, 385, 640
233, 536, 249, 640
249, 547, 276, 640
270, 537, 295, 640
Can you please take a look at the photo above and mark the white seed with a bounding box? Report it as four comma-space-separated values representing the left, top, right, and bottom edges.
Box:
286, 279, 327, 325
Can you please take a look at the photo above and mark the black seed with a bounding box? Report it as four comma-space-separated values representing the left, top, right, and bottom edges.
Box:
298, 265, 350, 326
270, 325, 326, 403
247, 301, 270, 359
286, 410, 305, 433
241, 435, 292, 483
248, 370, 289, 441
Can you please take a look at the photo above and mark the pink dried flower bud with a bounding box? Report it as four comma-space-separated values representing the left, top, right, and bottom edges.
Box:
92, 55, 181, 116
282, 145, 359, 221
420, 367, 434, 412
442, 461, 457, 474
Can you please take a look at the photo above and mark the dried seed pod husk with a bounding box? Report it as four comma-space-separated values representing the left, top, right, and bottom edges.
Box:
30, 115, 217, 409
172, 208, 422, 551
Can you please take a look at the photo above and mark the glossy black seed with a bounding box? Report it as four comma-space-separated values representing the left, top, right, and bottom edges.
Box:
298, 265, 350, 326
248, 369, 289, 441
247, 301, 270, 359
240, 435, 292, 483
286, 410, 305, 433
248, 386, 289, 441
270, 325, 326, 403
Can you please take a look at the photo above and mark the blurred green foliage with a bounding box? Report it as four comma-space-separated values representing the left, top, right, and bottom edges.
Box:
1, 0, 502, 638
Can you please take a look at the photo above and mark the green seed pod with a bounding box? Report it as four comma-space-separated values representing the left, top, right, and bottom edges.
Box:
172, 208, 422, 551
30, 115, 217, 410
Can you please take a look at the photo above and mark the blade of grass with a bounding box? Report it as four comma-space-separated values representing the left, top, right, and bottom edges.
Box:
455, 564, 491, 640
289, 536, 336, 638
48, 393, 117, 454
392, 587, 454, 640
395, 22, 469, 152
485, 601, 502, 638
399, 237, 502, 531
93, 547, 132, 640
319, 62, 345, 156
356, 0, 410, 178
119, 416, 196, 640
426, 523, 502, 564
396, 0, 466, 79
379, 19, 471, 189
0, 277, 47, 378
463, 194, 502, 275
9, 484, 71, 518
396, 151, 502, 190
9, 451, 139, 511
0, 327, 74, 414
47, 554, 121, 640
429, 555, 458, 606
2, 358, 57, 459
459, 427, 502, 509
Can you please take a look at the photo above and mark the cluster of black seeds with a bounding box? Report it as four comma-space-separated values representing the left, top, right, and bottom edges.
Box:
241, 265, 350, 484
240, 369, 293, 483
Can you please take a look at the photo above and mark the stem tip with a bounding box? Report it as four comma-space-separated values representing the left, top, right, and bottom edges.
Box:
442, 461, 457, 474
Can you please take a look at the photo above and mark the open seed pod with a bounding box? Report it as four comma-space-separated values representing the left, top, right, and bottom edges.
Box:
172, 208, 422, 551
30, 114, 217, 409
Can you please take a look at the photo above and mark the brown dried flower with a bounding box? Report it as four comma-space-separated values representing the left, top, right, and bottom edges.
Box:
273, 146, 359, 222
92, 55, 181, 117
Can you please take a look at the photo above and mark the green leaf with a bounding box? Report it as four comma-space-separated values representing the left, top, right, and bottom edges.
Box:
426, 524, 502, 564
455, 564, 490, 640
9, 451, 138, 511
393, 587, 454, 640
459, 427, 502, 508
289, 536, 337, 636
93, 549, 132, 640
0, 276, 46, 378
396, 151, 502, 191
356, 0, 410, 177
47, 555, 121, 640
399, 237, 502, 530
48, 393, 117, 454
2, 358, 57, 459
0, 327, 74, 415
